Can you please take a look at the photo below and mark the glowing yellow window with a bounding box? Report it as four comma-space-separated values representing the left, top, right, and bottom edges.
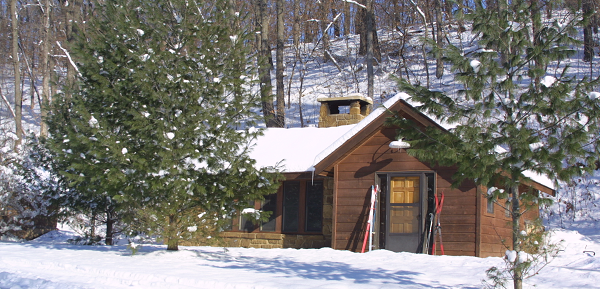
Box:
391, 176, 420, 204
389, 206, 419, 233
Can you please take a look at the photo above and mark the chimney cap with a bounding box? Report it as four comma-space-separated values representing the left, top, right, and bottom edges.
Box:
317, 93, 373, 105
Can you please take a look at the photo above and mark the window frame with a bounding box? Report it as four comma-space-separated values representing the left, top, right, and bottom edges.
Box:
227, 179, 324, 235
486, 198, 495, 214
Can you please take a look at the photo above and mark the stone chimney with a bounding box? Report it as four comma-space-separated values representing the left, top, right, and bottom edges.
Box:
317, 93, 373, 128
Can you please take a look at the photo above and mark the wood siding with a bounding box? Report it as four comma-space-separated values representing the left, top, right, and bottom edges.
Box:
478, 185, 542, 257
332, 127, 479, 256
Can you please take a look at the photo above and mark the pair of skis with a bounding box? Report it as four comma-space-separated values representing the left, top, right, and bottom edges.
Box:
361, 185, 379, 253
426, 191, 445, 255
361, 186, 444, 255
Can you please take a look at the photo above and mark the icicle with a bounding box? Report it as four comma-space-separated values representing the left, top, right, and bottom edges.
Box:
308, 166, 316, 185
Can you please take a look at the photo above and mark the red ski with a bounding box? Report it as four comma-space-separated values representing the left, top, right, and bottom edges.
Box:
361, 185, 378, 253
432, 191, 445, 255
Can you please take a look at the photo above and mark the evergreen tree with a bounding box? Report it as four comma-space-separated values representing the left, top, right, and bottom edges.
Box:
389, 1, 600, 288
46, 0, 280, 250
1, 136, 65, 240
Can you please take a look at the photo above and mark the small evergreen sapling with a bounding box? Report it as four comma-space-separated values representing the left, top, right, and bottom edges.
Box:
389, 1, 600, 288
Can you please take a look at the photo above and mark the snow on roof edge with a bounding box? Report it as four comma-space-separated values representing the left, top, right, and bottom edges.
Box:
523, 170, 556, 190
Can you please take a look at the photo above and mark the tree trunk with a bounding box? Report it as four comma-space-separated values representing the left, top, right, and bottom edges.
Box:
444, 0, 453, 21
434, 0, 444, 79
90, 213, 96, 240
530, 0, 542, 88
497, 0, 507, 66
545, 0, 552, 19
11, 0, 22, 149
583, 0, 595, 62
366, 0, 374, 100
411, 0, 430, 88
344, 2, 350, 35
166, 214, 179, 251
320, 0, 330, 62
40, 0, 52, 137
511, 185, 523, 289
358, 1, 381, 61
105, 210, 114, 246
275, 0, 285, 127
292, 0, 300, 46
333, 9, 341, 37
257, 0, 276, 127
65, 0, 76, 97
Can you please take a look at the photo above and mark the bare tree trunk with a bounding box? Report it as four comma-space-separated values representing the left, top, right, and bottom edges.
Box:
275, 0, 285, 127
583, 0, 595, 62
358, 1, 381, 61
366, 0, 374, 100
530, 0, 542, 88
344, 2, 350, 35
292, 0, 300, 46
498, 0, 507, 65
444, 0, 453, 21
298, 71, 305, 127
257, 0, 276, 127
545, 0, 552, 18
410, 0, 430, 88
434, 0, 444, 79
11, 0, 22, 149
64, 0, 77, 97
40, 0, 51, 137
320, 0, 330, 62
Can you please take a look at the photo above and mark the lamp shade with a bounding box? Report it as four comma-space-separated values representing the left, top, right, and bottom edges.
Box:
389, 139, 411, 149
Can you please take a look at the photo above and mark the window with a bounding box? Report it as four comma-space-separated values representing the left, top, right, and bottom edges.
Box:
283, 181, 300, 232
487, 198, 495, 214
239, 201, 255, 232
227, 180, 324, 234
261, 193, 277, 232
305, 181, 323, 232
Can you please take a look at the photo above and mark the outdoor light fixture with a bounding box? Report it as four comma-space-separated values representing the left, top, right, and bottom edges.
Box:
389, 139, 411, 151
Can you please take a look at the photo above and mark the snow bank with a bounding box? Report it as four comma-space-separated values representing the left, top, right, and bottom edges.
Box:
0, 228, 599, 288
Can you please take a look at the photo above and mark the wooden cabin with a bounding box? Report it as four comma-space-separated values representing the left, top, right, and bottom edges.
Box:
218, 93, 554, 257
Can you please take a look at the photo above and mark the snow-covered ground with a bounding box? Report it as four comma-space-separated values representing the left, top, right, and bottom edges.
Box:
2, 8, 600, 289
0, 224, 598, 289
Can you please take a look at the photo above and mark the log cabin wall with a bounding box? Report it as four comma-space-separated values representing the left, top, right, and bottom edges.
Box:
332, 127, 479, 256
478, 184, 542, 257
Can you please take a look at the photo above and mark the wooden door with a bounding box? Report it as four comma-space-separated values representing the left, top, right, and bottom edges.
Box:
386, 175, 422, 252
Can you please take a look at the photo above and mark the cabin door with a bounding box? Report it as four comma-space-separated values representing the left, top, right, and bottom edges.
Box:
376, 172, 434, 253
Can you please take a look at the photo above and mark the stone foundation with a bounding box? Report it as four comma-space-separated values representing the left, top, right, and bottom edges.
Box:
218, 232, 330, 249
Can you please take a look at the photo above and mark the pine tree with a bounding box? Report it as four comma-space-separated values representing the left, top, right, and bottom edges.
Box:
1, 136, 65, 240
389, 1, 600, 288
46, 0, 280, 250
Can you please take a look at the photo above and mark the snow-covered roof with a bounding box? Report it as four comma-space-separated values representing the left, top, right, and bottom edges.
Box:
249, 93, 555, 190
523, 170, 555, 191
249, 125, 355, 172
249, 94, 409, 174
312, 93, 406, 166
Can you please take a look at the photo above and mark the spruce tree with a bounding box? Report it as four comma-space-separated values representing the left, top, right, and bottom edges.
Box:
46, 0, 280, 250
389, 1, 600, 288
